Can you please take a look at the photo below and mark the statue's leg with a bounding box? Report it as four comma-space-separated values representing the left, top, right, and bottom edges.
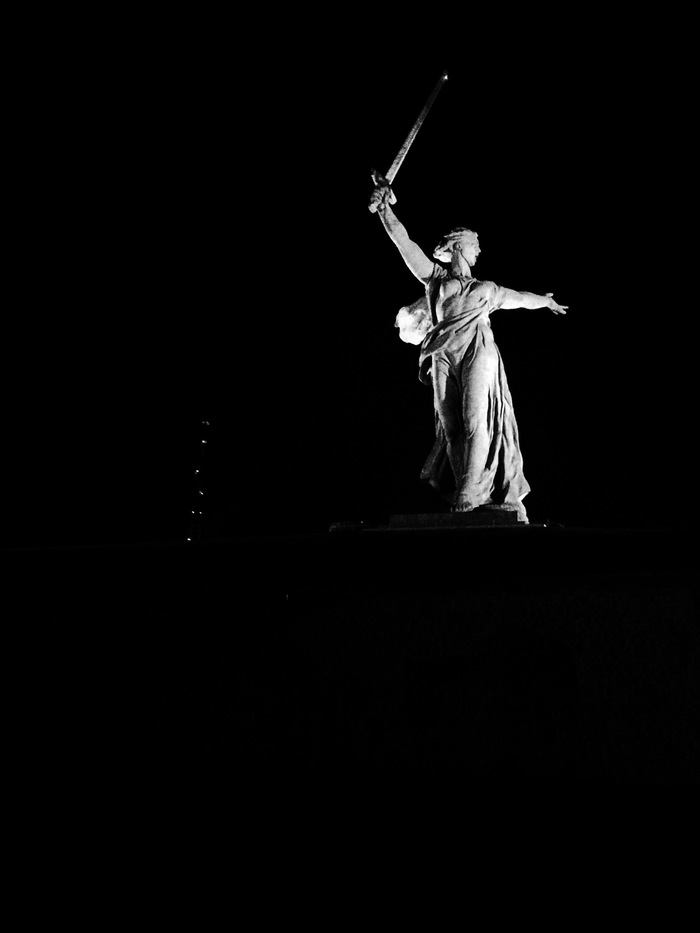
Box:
432, 355, 465, 489
453, 344, 499, 512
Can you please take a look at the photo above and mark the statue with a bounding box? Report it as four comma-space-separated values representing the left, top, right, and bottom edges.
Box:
369, 186, 567, 522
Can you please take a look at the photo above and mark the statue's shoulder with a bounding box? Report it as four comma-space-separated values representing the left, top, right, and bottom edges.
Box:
429, 263, 448, 282
424, 263, 447, 296
472, 279, 499, 296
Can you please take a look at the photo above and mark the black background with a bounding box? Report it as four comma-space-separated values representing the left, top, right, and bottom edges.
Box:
6, 15, 695, 548
5, 14, 699, 796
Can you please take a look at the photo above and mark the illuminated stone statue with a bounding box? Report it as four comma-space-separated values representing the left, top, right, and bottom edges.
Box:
369, 183, 567, 521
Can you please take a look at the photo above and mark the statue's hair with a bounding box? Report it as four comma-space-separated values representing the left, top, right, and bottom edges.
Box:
447, 227, 481, 257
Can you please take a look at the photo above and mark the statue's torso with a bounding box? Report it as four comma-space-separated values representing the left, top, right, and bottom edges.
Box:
435, 275, 493, 325
418, 270, 502, 382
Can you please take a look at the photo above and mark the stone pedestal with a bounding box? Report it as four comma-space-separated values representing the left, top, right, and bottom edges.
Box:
389, 506, 528, 529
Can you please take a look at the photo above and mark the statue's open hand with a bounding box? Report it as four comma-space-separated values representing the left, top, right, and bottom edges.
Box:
546, 293, 568, 315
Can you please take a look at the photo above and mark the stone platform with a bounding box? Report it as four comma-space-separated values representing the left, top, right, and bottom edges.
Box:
388, 507, 529, 529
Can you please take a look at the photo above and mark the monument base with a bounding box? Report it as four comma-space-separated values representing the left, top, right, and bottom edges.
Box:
388, 506, 529, 529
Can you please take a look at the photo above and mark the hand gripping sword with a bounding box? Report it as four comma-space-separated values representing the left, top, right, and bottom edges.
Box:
369, 70, 448, 212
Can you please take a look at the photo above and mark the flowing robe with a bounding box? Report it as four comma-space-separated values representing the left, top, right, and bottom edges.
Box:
415, 264, 530, 514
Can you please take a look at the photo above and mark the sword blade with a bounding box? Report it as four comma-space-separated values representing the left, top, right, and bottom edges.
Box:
385, 71, 448, 184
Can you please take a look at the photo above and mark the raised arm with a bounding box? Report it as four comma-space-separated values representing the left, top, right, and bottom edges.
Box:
497, 287, 568, 314
369, 184, 434, 283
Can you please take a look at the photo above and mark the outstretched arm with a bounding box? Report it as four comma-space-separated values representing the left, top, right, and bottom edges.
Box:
369, 184, 434, 283
498, 287, 568, 314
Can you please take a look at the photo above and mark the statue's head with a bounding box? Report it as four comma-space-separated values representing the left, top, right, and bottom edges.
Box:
433, 227, 481, 265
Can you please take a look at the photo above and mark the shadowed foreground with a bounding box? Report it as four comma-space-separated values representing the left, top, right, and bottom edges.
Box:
12, 524, 699, 789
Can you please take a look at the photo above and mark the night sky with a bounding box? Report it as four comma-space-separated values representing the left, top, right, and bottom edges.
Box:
7, 20, 694, 547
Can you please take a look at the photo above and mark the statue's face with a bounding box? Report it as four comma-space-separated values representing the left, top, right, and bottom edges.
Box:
433, 232, 479, 265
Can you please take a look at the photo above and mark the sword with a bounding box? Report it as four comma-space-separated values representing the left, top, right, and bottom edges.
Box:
369, 70, 448, 212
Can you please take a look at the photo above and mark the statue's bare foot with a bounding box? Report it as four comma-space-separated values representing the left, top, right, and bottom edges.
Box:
451, 499, 476, 513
